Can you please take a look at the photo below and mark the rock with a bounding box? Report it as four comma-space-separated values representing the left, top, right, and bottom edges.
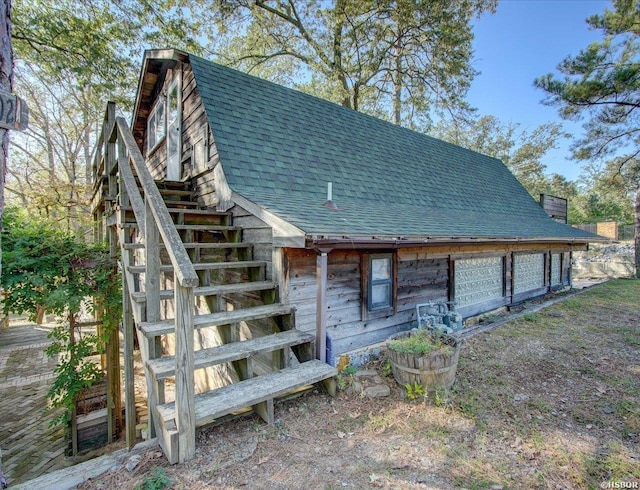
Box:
365, 385, 390, 398
354, 369, 378, 378
513, 393, 529, 403
125, 454, 141, 472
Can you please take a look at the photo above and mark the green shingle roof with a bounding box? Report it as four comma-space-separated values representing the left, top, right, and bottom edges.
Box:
189, 54, 595, 241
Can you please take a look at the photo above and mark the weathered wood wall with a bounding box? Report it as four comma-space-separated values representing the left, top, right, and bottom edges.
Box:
284, 242, 584, 364
142, 62, 216, 191
138, 58, 587, 369
144, 70, 170, 180
286, 248, 449, 363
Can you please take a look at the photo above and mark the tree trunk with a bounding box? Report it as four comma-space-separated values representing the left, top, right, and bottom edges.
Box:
36, 305, 46, 324
0, 0, 13, 280
634, 180, 640, 279
392, 43, 402, 125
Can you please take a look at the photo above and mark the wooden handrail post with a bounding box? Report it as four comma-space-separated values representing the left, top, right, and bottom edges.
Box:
174, 280, 195, 462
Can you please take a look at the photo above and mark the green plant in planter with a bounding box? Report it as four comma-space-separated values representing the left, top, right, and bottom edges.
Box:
388, 328, 455, 356
405, 381, 425, 400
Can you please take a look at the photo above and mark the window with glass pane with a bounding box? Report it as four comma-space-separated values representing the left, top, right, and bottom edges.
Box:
147, 99, 166, 152
369, 255, 392, 310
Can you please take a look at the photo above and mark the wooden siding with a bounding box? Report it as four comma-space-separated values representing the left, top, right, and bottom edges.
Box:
144, 67, 170, 179
141, 62, 217, 191
232, 204, 275, 280
178, 63, 228, 209
540, 194, 568, 223
283, 242, 580, 364
286, 249, 449, 363
181, 63, 210, 183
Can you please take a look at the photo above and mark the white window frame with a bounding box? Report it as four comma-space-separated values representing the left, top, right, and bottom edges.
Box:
165, 74, 182, 181
147, 98, 166, 154
367, 253, 394, 312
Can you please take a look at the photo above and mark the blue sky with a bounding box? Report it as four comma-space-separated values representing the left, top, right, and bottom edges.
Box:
468, 0, 612, 181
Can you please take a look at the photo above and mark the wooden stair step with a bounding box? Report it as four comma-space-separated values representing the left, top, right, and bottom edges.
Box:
127, 260, 266, 274
158, 200, 200, 208
131, 280, 277, 303
158, 188, 193, 197
123, 242, 252, 251
156, 360, 337, 429
147, 178, 191, 189
139, 303, 294, 338
174, 224, 240, 231
121, 223, 240, 232
165, 208, 231, 217
147, 330, 315, 380
120, 206, 230, 217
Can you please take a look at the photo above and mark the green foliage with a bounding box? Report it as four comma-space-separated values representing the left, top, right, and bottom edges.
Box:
534, 0, 639, 275
382, 359, 393, 377
405, 381, 424, 400
1, 208, 121, 425
9, 0, 211, 230
342, 364, 357, 376
208, 0, 497, 128
432, 386, 449, 407
13, 0, 137, 97
388, 329, 455, 356
134, 467, 171, 490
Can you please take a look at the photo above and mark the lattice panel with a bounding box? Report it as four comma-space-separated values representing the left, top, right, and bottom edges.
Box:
513, 253, 545, 294
454, 257, 504, 308
551, 253, 562, 286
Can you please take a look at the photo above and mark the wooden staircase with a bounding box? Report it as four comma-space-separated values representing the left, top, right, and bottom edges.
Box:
92, 104, 336, 464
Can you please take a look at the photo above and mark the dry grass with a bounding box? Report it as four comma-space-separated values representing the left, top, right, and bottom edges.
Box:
78, 279, 640, 489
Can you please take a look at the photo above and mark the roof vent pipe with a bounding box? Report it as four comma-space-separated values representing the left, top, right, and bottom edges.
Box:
324, 182, 338, 210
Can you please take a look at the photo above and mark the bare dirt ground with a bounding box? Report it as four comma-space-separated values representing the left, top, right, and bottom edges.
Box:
78, 279, 640, 490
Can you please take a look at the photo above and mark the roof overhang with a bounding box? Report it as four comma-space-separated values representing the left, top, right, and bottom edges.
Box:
306, 234, 608, 250
131, 49, 190, 149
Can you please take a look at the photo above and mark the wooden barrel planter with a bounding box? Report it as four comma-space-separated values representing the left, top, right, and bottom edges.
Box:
69, 377, 110, 455
387, 331, 461, 391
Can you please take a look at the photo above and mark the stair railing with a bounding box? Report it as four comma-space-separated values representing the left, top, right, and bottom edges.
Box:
94, 101, 198, 463
115, 117, 197, 462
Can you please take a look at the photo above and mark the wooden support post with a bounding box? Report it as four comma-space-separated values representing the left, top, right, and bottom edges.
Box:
122, 277, 137, 449
144, 200, 164, 436
315, 249, 331, 363
253, 398, 274, 425
69, 313, 79, 455
106, 226, 122, 443
145, 200, 161, 323
106, 103, 117, 201
105, 323, 120, 444
71, 406, 78, 456
174, 281, 195, 463
272, 247, 288, 305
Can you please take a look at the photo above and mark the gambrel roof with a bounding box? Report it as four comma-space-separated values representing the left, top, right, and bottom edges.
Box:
150, 50, 599, 244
